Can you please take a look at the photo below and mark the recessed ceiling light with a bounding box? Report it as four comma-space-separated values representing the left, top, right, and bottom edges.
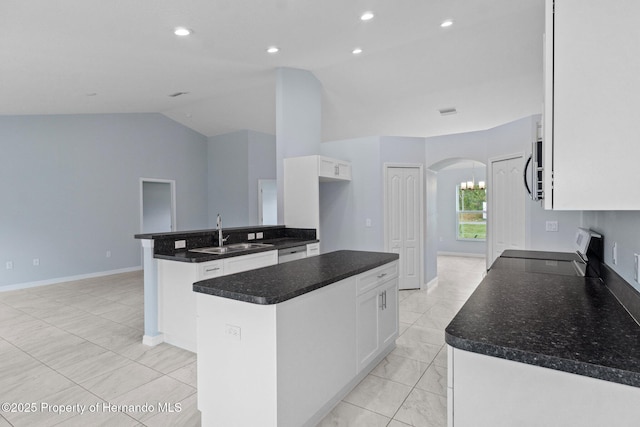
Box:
360, 11, 374, 21
174, 27, 192, 36
441, 19, 453, 28
267, 46, 279, 54
352, 48, 363, 55
439, 107, 457, 116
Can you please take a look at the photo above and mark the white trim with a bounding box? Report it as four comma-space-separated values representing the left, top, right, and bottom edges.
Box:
486, 152, 525, 270
0, 266, 142, 292
437, 251, 486, 258
139, 177, 177, 233
143, 333, 165, 347
383, 163, 425, 291
424, 276, 438, 291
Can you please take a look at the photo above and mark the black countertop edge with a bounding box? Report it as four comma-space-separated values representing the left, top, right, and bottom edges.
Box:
135, 225, 286, 240
445, 334, 640, 388
154, 238, 319, 263
193, 250, 399, 305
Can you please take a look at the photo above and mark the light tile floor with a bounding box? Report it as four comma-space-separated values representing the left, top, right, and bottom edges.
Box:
0, 255, 485, 427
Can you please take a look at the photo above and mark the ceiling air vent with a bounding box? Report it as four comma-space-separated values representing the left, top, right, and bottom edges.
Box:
439, 107, 457, 116
168, 91, 189, 98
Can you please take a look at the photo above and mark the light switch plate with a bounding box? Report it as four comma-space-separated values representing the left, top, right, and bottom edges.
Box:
247, 233, 255, 240
256, 232, 264, 239
545, 221, 558, 232
175, 240, 186, 249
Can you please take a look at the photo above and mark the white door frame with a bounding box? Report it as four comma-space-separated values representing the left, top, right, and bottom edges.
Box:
258, 179, 277, 225
383, 163, 425, 289
487, 152, 525, 270
139, 178, 177, 233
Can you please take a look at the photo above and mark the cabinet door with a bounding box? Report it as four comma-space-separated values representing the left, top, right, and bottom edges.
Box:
319, 157, 338, 178
223, 251, 278, 275
198, 260, 224, 280
379, 278, 398, 349
356, 287, 380, 371
306, 243, 320, 257
548, 0, 640, 209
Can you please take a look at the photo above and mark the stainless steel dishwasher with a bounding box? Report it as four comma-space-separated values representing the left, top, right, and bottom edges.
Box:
278, 245, 307, 263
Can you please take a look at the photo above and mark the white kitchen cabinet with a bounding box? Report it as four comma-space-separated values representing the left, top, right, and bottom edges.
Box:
158, 250, 277, 352
318, 156, 352, 181
543, 0, 640, 210
448, 346, 640, 426
284, 155, 351, 242
306, 242, 320, 257
356, 262, 399, 371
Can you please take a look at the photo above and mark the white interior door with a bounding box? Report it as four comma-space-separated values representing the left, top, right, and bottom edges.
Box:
489, 156, 525, 266
385, 166, 422, 290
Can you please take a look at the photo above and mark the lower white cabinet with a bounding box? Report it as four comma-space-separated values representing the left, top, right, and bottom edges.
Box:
158, 250, 277, 352
356, 265, 399, 371
448, 346, 640, 427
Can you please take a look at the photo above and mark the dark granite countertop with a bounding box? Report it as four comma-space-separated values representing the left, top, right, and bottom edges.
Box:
193, 250, 399, 305
154, 237, 319, 263
445, 268, 640, 388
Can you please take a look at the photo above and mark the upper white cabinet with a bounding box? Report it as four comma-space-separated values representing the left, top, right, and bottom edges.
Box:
319, 156, 352, 181
284, 155, 351, 241
544, 0, 640, 210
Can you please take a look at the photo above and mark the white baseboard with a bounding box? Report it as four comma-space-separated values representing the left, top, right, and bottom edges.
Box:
0, 266, 143, 292
423, 276, 438, 291
437, 251, 486, 258
143, 334, 165, 347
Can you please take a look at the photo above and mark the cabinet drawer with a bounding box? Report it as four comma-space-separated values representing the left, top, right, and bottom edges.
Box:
306, 243, 320, 257
357, 261, 398, 295
198, 260, 224, 280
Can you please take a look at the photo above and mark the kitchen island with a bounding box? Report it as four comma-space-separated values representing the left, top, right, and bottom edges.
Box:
194, 250, 399, 427
445, 267, 640, 427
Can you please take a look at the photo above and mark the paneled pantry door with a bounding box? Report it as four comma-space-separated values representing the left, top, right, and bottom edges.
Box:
384, 165, 423, 290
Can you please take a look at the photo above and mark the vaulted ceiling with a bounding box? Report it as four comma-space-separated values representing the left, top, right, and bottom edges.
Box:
1, 0, 544, 141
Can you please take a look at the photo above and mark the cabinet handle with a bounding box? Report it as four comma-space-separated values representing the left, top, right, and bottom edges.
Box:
334, 165, 339, 175
383, 290, 387, 310
377, 273, 387, 279
379, 292, 384, 310
205, 267, 221, 272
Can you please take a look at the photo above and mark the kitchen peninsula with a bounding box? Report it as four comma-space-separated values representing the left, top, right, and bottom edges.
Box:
193, 250, 399, 427
135, 225, 318, 350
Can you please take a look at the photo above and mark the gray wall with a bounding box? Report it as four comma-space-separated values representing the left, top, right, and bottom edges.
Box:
436, 166, 487, 255
583, 211, 640, 293
425, 115, 583, 257
319, 136, 434, 282
208, 130, 276, 227
0, 113, 208, 288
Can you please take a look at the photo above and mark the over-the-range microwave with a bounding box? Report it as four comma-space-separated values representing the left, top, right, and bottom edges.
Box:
524, 138, 544, 202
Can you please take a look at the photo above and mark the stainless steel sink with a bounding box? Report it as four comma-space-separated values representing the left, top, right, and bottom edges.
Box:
190, 242, 273, 255
226, 243, 273, 250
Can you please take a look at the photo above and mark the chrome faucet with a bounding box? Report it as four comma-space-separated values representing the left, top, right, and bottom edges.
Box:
217, 213, 228, 247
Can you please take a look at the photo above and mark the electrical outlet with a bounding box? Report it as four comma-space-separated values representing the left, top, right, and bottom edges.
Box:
6, 261, 13, 270
106, 250, 112, 258
225, 324, 241, 341
247, 233, 255, 240
634, 253, 639, 283
612, 242, 618, 265
545, 221, 558, 232
33, 258, 39, 266
365, 218, 372, 227
256, 232, 264, 239
175, 240, 186, 249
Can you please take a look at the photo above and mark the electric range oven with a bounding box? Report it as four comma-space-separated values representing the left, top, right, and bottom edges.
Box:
491, 228, 603, 278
